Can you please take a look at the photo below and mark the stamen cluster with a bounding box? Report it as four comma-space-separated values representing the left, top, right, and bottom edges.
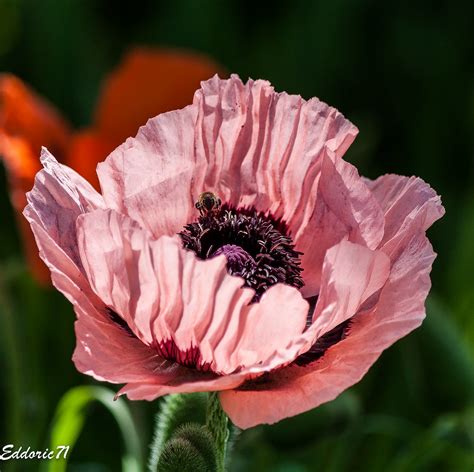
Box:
179, 204, 304, 301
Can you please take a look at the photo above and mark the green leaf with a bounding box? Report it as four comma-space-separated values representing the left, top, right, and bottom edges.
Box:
44, 385, 143, 472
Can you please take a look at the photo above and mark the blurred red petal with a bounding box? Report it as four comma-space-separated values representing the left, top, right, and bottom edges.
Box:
94, 48, 225, 144
0, 75, 70, 283
65, 131, 116, 191
0, 74, 70, 156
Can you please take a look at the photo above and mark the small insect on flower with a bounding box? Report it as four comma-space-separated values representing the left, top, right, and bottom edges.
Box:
195, 191, 222, 216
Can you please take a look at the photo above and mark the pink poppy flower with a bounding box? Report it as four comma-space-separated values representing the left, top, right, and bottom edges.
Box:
24, 75, 444, 429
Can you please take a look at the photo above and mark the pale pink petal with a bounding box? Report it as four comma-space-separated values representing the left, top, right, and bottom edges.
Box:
116, 374, 246, 401
68, 264, 247, 390
220, 230, 436, 428
73, 299, 247, 391
97, 75, 358, 243
308, 240, 390, 338
26, 218, 92, 302
76, 209, 158, 342
39, 242, 166, 386
194, 75, 358, 217
218, 284, 308, 375
69, 267, 247, 390
77, 209, 309, 374
96, 105, 201, 238
364, 174, 445, 259
23, 148, 105, 297
297, 152, 385, 297
73, 307, 162, 384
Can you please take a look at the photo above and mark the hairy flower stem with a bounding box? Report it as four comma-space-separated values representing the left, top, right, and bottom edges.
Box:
206, 392, 229, 472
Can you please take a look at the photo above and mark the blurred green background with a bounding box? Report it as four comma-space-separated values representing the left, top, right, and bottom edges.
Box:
0, 0, 473, 471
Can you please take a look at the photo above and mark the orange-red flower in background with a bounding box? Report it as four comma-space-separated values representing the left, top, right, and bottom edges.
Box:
0, 75, 70, 283
0, 48, 223, 283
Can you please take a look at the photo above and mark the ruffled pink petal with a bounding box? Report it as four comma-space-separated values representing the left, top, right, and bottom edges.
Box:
97, 75, 358, 245
116, 373, 246, 401
308, 240, 390, 338
76, 209, 158, 342
21, 149, 167, 387
23, 148, 105, 298
68, 260, 247, 391
73, 305, 163, 384
76, 209, 309, 374
296, 152, 385, 297
218, 283, 308, 374
220, 230, 437, 429
96, 105, 200, 238
73, 295, 247, 392
364, 174, 445, 259
66, 250, 247, 391
193, 75, 358, 217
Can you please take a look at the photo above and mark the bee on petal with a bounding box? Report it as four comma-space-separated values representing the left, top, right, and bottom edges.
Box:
195, 192, 222, 216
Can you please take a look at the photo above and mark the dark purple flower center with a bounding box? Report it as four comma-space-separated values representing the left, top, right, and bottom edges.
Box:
179, 202, 304, 302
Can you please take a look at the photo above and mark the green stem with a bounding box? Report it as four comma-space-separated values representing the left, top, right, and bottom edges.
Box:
206, 392, 229, 472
